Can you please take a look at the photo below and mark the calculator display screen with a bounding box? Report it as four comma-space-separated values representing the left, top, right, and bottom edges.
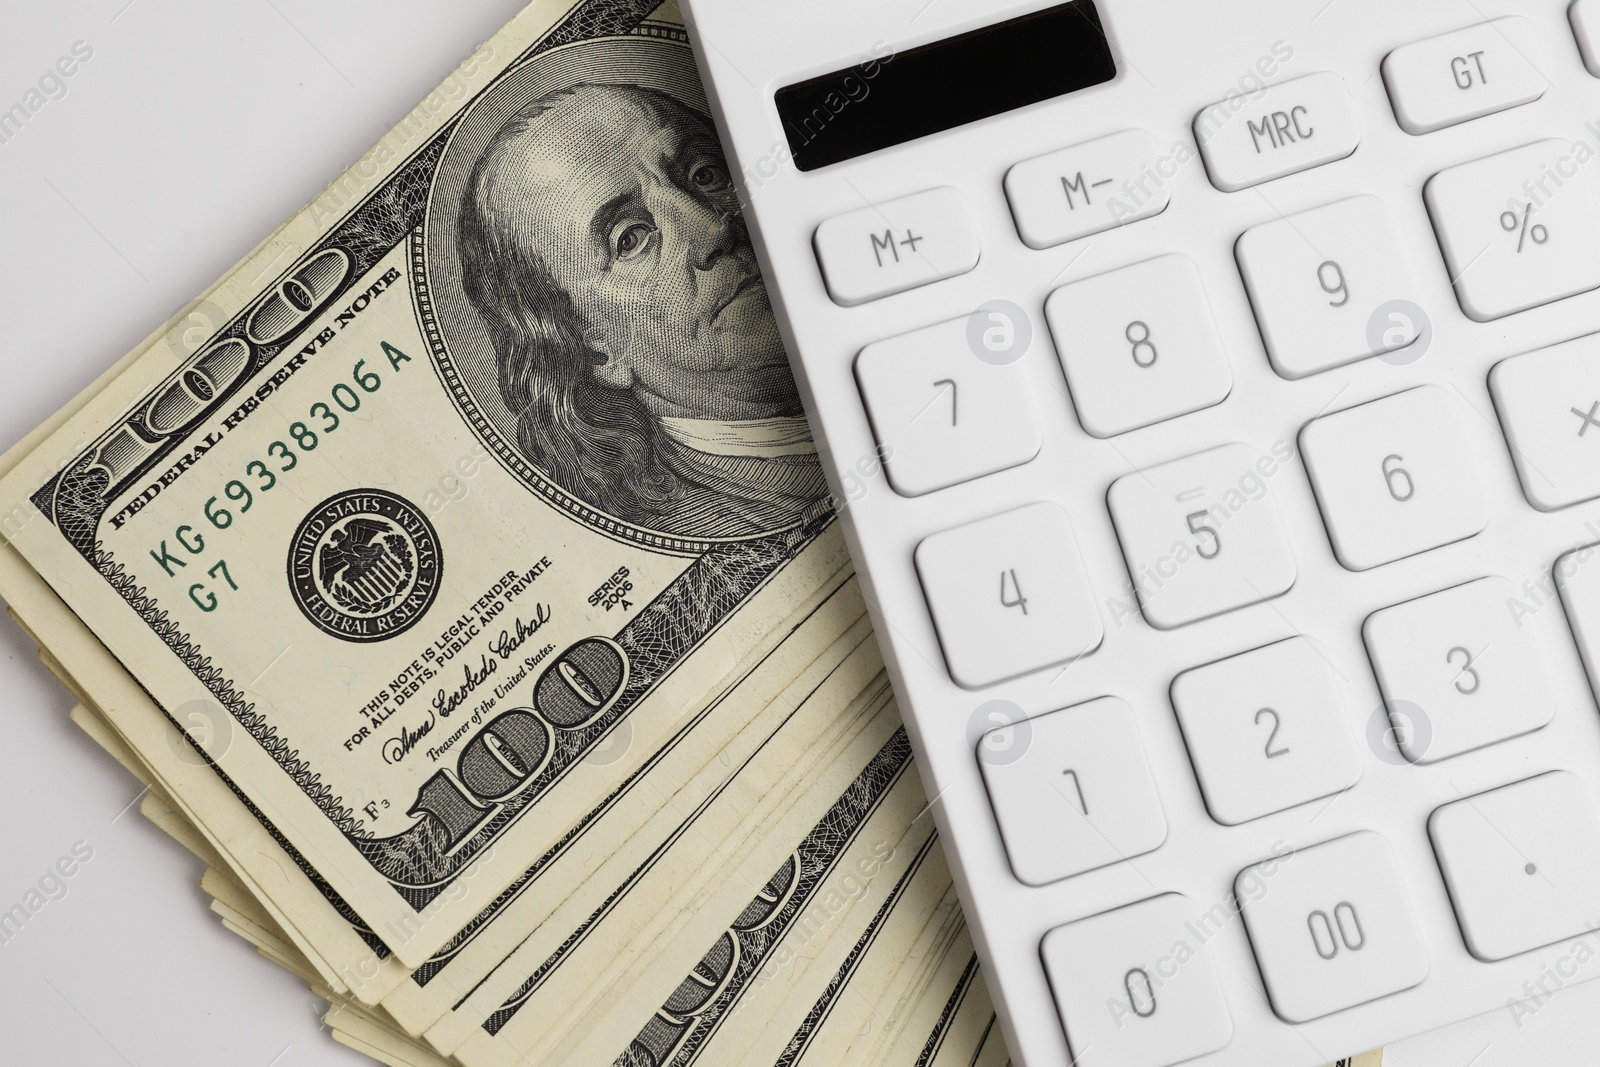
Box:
774, 1, 1116, 172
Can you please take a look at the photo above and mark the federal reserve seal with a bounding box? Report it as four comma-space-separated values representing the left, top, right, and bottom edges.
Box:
287, 489, 442, 642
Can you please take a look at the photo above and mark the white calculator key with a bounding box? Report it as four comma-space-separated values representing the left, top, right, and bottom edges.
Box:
1431, 772, 1600, 961
1171, 637, 1362, 825
1045, 254, 1231, 437
1238, 831, 1429, 1023
1004, 129, 1170, 250
1433, 771, 1600, 966
856, 315, 1041, 496
1559, 540, 1600, 696
1489, 334, 1600, 510
1042, 894, 1232, 1067
1364, 577, 1555, 764
1425, 140, 1600, 321
1194, 72, 1360, 192
1237, 195, 1425, 379
1300, 385, 1489, 571
1107, 443, 1297, 630
1555, 538, 1600, 710
813, 187, 979, 306
979, 697, 1166, 886
917, 503, 1102, 690
1382, 17, 1548, 135
1572, 0, 1600, 78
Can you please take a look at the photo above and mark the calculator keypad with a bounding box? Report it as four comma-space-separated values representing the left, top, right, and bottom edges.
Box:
1107, 443, 1297, 630
1194, 72, 1360, 192
1300, 385, 1488, 571
1042, 894, 1233, 1067
1236, 195, 1424, 380
916, 502, 1102, 690
1171, 637, 1362, 825
791, 15, 1600, 1061
856, 314, 1041, 497
979, 697, 1167, 887
813, 186, 980, 306
1045, 254, 1232, 437
1382, 17, 1547, 135
1003, 129, 1170, 250
1238, 832, 1429, 1023
1365, 577, 1555, 764
1426, 140, 1600, 321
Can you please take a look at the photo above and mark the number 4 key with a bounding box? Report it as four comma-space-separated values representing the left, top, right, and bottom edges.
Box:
917, 503, 1102, 689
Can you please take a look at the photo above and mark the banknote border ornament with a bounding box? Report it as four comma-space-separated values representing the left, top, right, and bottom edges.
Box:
286, 488, 443, 643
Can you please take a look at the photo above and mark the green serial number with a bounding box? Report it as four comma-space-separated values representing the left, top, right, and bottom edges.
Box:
146, 341, 414, 612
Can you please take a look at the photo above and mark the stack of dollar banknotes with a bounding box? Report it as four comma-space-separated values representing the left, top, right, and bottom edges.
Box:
0, 2, 1385, 1066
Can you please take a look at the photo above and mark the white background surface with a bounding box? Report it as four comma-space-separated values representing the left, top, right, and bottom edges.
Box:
0, 2, 1596, 1064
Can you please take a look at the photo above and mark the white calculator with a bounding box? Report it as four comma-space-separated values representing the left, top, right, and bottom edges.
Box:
681, 1, 1600, 1063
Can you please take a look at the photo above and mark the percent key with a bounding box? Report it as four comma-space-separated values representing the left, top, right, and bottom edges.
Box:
1427, 139, 1600, 321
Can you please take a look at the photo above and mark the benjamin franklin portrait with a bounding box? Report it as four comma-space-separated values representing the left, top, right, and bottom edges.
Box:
450, 67, 827, 540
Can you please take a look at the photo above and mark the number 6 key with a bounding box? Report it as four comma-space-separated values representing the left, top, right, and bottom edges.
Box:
1301, 385, 1488, 571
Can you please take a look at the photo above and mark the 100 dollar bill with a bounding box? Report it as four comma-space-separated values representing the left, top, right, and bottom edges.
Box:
0, 0, 848, 966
